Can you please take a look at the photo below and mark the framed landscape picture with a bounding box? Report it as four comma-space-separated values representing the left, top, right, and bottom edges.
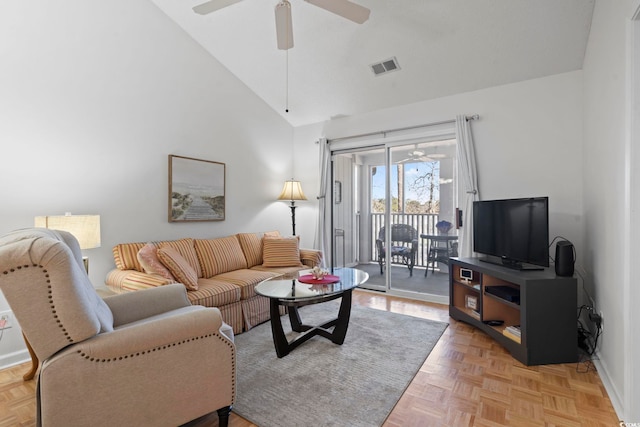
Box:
168, 155, 225, 222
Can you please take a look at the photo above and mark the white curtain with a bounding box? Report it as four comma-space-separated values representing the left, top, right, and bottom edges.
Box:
456, 115, 480, 257
314, 137, 331, 267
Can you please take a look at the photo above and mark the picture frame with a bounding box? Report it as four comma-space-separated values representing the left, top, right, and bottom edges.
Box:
460, 268, 473, 282
465, 295, 478, 310
168, 155, 225, 222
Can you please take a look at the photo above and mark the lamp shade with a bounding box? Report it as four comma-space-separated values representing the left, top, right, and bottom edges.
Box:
278, 180, 307, 202
34, 214, 101, 249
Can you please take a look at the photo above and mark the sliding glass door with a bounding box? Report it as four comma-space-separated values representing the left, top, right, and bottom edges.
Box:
330, 138, 457, 301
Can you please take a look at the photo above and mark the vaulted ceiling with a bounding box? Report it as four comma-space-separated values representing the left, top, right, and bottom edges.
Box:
150, 0, 595, 127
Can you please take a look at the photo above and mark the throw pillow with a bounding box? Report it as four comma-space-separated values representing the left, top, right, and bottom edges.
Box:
113, 242, 147, 272
262, 236, 303, 268
160, 238, 202, 278
137, 243, 175, 280
157, 246, 199, 291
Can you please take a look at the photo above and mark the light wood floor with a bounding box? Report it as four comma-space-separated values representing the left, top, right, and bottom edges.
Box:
0, 290, 620, 427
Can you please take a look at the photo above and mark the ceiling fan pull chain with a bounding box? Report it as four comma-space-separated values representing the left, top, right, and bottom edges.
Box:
193, 0, 370, 115
285, 3, 290, 114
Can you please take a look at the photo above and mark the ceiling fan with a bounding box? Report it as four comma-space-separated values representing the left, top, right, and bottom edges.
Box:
397, 149, 445, 164
192, 0, 371, 50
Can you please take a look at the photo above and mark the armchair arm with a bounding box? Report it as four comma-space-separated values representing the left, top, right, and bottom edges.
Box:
103, 283, 191, 327
105, 269, 173, 293
40, 306, 235, 427
300, 248, 323, 267
68, 306, 227, 358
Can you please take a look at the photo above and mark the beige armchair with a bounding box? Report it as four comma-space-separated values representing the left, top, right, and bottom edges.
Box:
0, 228, 236, 427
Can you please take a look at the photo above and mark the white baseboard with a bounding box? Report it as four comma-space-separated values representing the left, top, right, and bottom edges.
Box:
0, 349, 30, 371
592, 351, 624, 421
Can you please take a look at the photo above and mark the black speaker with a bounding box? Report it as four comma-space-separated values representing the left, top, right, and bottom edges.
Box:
555, 241, 575, 276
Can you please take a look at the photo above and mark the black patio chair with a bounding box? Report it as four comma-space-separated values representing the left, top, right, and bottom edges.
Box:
375, 224, 419, 277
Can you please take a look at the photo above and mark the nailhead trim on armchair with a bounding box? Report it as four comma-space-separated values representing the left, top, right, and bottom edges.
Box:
2, 264, 75, 344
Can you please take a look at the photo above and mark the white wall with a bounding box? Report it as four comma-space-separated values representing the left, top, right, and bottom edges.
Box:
582, 0, 639, 419
0, 0, 296, 367
1, 0, 633, 415
297, 71, 585, 270
288, 7, 639, 415
629, 1, 640, 418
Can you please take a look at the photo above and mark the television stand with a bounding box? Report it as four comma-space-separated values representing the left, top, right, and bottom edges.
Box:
479, 256, 544, 271
449, 257, 577, 365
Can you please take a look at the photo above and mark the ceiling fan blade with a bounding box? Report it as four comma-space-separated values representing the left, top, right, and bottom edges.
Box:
275, 0, 294, 50
193, 0, 243, 15
304, 0, 370, 24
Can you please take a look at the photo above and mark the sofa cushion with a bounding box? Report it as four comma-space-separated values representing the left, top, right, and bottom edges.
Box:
262, 237, 303, 268
213, 269, 279, 300
157, 246, 199, 291
160, 238, 202, 278
113, 242, 146, 271
137, 243, 175, 280
187, 278, 242, 307
236, 232, 263, 268
195, 236, 248, 278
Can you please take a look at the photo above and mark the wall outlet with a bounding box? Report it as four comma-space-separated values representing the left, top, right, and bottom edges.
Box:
589, 310, 603, 331
599, 311, 603, 332
0, 311, 12, 330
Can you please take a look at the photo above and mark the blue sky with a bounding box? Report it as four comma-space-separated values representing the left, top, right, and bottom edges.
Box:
371, 162, 440, 202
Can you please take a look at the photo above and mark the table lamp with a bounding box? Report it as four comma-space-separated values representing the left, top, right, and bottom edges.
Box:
278, 179, 306, 235
34, 214, 101, 272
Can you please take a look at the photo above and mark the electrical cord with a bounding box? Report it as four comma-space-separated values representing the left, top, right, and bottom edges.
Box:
576, 303, 602, 375
549, 237, 603, 372
576, 352, 598, 373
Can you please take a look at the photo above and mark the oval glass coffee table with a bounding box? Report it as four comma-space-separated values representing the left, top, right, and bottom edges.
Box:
255, 267, 369, 358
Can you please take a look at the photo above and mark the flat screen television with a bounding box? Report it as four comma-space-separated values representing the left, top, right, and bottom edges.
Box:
473, 197, 549, 270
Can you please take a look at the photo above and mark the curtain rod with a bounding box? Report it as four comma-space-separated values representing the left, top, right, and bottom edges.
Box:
322, 114, 479, 144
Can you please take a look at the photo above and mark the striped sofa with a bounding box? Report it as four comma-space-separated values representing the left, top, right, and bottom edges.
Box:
105, 231, 322, 335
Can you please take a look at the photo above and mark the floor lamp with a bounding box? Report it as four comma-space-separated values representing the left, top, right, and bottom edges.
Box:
278, 179, 307, 236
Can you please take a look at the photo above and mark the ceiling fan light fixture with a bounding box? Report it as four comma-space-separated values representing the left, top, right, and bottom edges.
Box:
193, 0, 244, 15
275, 0, 294, 50
304, 0, 370, 24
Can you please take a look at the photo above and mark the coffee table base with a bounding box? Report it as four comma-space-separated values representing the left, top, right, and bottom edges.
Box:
268, 289, 353, 358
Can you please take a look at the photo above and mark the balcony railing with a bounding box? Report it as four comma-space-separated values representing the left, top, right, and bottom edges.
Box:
370, 213, 456, 268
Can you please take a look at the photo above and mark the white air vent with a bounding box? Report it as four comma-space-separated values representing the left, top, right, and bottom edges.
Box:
370, 57, 400, 76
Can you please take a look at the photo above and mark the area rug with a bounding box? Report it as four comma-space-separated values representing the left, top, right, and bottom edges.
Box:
233, 301, 448, 427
